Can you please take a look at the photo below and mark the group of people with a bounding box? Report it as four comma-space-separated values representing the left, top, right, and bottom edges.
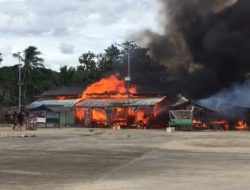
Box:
12, 111, 24, 131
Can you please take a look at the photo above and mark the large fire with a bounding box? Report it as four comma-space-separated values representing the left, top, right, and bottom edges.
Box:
82, 74, 137, 99
110, 108, 152, 128
75, 74, 165, 128
80, 74, 152, 128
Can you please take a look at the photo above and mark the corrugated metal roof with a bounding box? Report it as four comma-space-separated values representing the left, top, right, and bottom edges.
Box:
27, 97, 166, 110
47, 106, 72, 112
129, 98, 166, 106
75, 97, 166, 108
27, 99, 81, 110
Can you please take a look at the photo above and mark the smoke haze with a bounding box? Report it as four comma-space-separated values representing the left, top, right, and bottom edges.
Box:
197, 81, 250, 119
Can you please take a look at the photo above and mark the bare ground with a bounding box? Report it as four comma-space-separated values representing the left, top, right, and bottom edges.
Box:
0, 126, 250, 190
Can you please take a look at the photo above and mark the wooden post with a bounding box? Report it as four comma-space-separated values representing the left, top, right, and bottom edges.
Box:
84, 108, 89, 127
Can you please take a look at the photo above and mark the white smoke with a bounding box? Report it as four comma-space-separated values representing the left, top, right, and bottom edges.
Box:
197, 81, 250, 119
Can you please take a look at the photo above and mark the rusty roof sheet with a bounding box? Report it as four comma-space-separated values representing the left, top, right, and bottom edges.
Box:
75, 97, 166, 108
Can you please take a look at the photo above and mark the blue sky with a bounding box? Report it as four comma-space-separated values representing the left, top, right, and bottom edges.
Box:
0, 0, 160, 71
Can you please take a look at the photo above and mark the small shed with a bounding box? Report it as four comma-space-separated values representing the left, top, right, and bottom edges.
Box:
27, 99, 81, 127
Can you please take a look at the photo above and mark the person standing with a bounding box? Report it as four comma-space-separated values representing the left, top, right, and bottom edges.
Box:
17, 111, 24, 131
12, 111, 18, 130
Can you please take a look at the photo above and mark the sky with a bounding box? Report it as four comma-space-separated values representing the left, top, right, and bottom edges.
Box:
0, 0, 160, 71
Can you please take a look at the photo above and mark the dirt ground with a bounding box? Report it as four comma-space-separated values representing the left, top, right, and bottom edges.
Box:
0, 126, 250, 190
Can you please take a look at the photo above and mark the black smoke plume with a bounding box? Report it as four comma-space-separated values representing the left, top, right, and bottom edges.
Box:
113, 46, 169, 95
141, 0, 250, 99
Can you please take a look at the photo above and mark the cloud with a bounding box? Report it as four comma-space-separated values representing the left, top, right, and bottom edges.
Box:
60, 43, 74, 54
0, 0, 160, 71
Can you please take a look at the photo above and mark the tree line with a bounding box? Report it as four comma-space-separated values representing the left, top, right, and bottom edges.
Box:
0, 43, 167, 107
0, 44, 129, 106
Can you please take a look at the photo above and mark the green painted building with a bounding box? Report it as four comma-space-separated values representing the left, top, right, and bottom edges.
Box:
27, 99, 81, 127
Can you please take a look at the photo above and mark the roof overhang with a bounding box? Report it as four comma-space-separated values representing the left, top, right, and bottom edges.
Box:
27, 99, 82, 110
75, 97, 166, 108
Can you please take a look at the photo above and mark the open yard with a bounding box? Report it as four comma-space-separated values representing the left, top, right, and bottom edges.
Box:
0, 127, 250, 190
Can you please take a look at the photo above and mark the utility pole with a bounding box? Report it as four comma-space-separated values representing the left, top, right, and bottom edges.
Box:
116, 41, 135, 127
16, 52, 22, 112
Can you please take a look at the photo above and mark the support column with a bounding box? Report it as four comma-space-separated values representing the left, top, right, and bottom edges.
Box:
84, 108, 89, 127
106, 107, 112, 127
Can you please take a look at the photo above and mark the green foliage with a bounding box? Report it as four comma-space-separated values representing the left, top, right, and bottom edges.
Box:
23, 46, 44, 68
0, 65, 59, 105
98, 44, 120, 75
27, 67, 59, 102
0, 65, 19, 106
0, 43, 161, 107
59, 66, 76, 86
13, 46, 45, 104
77, 44, 121, 85
78, 51, 98, 84
79, 51, 96, 72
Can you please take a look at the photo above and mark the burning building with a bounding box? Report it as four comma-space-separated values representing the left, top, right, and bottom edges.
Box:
26, 75, 250, 130
75, 74, 167, 128
26, 73, 250, 130
168, 96, 249, 131
27, 0, 250, 130
75, 97, 166, 128
27, 74, 168, 128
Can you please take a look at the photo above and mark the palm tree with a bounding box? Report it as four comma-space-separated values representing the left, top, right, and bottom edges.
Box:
59, 65, 75, 86
13, 46, 44, 101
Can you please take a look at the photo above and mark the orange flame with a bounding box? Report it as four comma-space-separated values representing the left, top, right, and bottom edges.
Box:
211, 121, 229, 130
91, 109, 107, 122
75, 108, 85, 124
115, 107, 126, 117
111, 108, 152, 128
128, 109, 135, 116
193, 120, 229, 130
235, 120, 248, 131
136, 109, 150, 126
112, 108, 128, 127
192, 120, 203, 125
192, 120, 205, 129
137, 110, 145, 121
82, 74, 137, 99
